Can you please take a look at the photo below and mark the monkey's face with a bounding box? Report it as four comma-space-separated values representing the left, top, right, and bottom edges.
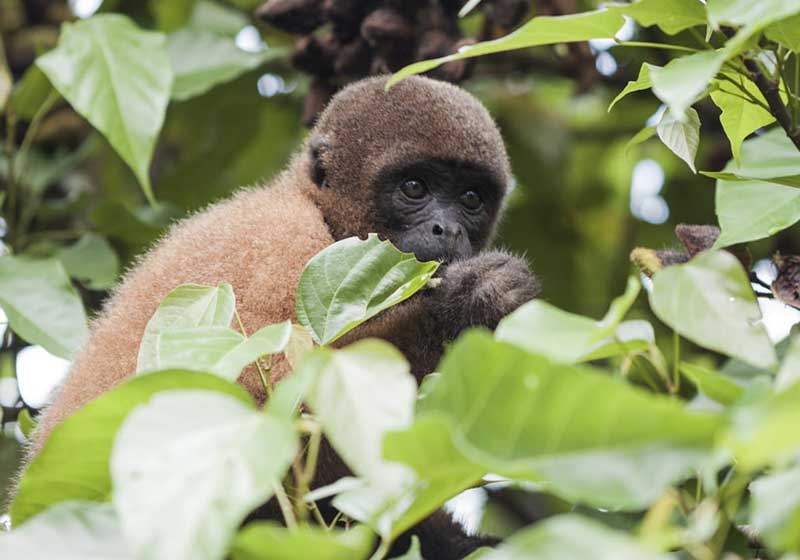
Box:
374, 159, 503, 263
304, 76, 511, 251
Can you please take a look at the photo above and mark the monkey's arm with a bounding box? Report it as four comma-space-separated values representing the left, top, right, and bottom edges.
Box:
339, 250, 540, 380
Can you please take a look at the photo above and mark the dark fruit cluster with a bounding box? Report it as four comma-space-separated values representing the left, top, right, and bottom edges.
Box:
255, 0, 531, 125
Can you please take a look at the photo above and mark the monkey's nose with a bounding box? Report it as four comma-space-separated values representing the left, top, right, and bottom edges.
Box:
432, 223, 462, 237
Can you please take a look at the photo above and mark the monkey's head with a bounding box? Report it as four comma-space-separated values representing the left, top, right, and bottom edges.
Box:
304, 75, 511, 263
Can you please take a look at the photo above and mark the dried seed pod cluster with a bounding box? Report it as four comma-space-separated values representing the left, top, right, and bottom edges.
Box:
256, 0, 531, 124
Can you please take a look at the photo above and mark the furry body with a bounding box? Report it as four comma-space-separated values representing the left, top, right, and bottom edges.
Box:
18, 76, 539, 558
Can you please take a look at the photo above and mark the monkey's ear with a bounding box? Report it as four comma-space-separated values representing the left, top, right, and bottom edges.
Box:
309, 135, 330, 188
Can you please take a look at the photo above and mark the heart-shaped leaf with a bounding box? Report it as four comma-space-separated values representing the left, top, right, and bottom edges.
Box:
112, 391, 297, 560
296, 235, 438, 346
137, 283, 235, 373
0, 256, 88, 359
36, 14, 173, 205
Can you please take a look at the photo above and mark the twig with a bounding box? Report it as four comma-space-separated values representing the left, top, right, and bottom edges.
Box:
233, 310, 272, 397
742, 57, 800, 150
272, 481, 298, 530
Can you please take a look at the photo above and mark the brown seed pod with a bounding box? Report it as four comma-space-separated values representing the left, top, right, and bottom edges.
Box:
302, 79, 337, 127
256, 0, 325, 34
324, 0, 375, 40
481, 0, 531, 28
416, 28, 453, 61
439, 0, 463, 15
361, 6, 416, 48
630, 247, 689, 278
773, 254, 800, 309
438, 37, 476, 82
674, 224, 721, 257
291, 35, 337, 78
334, 38, 373, 77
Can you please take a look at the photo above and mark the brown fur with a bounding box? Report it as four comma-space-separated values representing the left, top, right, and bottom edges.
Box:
25, 75, 511, 455
15, 76, 532, 558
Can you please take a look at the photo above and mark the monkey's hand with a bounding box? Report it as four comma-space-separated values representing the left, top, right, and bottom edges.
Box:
432, 250, 541, 338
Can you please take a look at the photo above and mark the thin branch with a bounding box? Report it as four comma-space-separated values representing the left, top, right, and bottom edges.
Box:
743, 57, 800, 150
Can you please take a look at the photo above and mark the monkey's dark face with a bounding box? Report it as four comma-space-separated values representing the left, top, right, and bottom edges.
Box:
374, 159, 503, 263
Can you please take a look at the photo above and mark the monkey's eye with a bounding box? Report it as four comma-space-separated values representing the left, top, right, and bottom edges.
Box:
400, 179, 427, 199
460, 190, 483, 210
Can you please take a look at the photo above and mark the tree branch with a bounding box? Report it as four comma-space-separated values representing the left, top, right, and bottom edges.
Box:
743, 57, 800, 151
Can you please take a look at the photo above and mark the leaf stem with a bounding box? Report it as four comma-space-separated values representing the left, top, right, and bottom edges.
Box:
688, 27, 709, 48
292, 418, 323, 524
272, 481, 298, 530
233, 310, 272, 397
16, 90, 59, 181
715, 73, 771, 112
708, 472, 749, 557
369, 539, 391, 560
613, 41, 701, 54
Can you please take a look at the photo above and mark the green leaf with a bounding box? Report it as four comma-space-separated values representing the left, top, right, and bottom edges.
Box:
155, 321, 292, 380
90, 201, 173, 248
17, 408, 36, 440
480, 514, 671, 559
707, 0, 800, 27
712, 129, 800, 246
715, 179, 800, 247
0, 53, 10, 115
702, 171, 800, 188
137, 283, 235, 373
388, 8, 625, 87
651, 251, 776, 369
420, 331, 721, 510
0, 256, 88, 359
168, 29, 283, 101
10, 370, 250, 525
495, 276, 640, 364
622, 0, 707, 35
776, 335, 800, 390
656, 106, 701, 172
723, 382, 800, 469
149, 0, 197, 31
231, 522, 375, 560
749, 466, 800, 552
304, 340, 417, 480
10, 65, 54, 120
721, 127, 800, 181
296, 234, 439, 346
626, 125, 658, 152
650, 50, 722, 120
54, 233, 119, 290
681, 362, 744, 405
111, 391, 297, 560
608, 63, 656, 112
710, 78, 775, 164
766, 14, 800, 52
188, 0, 250, 36
0, 502, 129, 559
36, 14, 173, 205
581, 320, 655, 361
380, 416, 487, 537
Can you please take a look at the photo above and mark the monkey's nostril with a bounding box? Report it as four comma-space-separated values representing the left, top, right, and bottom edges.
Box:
432, 224, 444, 236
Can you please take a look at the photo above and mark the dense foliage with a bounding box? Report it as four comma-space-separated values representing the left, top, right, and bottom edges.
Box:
4, 0, 800, 558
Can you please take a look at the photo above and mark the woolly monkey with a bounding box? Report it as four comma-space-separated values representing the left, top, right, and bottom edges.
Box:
18, 75, 540, 558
